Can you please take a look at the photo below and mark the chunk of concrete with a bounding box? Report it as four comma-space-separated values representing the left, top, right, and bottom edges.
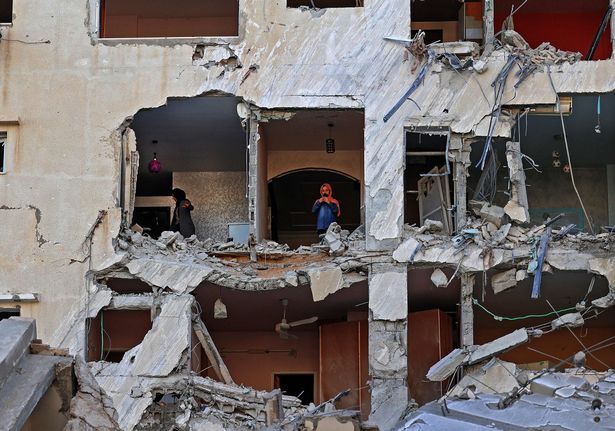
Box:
369, 272, 407, 321
449, 360, 518, 396
430, 268, 448, 288
592, 292, 615, 309
491, 269, 517, 294
0, 317, 36, 386
393, 237, 421, 263
308, 267, 344, 302
504, 200, 529, 224
551, 312, 584, 330
467, 329, 529, 365
427, 348, 468, 382
530, 373, 589, 396
516, 270, 527, 282
479, 203, 507, 228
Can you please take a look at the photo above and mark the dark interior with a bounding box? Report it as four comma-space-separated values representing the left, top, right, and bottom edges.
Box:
288, 0, 362, 8
269, 170, 361, 247
0, 0, 12, 23
274, 374, 315, 404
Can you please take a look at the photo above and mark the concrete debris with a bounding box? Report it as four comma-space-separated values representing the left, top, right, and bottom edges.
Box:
0, 318, 74, 431
323, 222, 347, 256
64, 356, 120, 431
392, 237, 421, 263
449, 360, 519, 398
308, 267, 344, 302
417, 219, 444, 234
551, 312, 584, 330
404, 367, 615, 430
426, 348, 468, 382
491, 268, 517, 294
467, 329, 529, 365
430, 268, 448, 288
477, 202, 507, 228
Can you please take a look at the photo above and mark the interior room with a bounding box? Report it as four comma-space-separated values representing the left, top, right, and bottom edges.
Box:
410, 0, 482, 44
474, 270, 615, 371
99, 0, 239, 38
404, 131, 454, 234
494, 0, 612, 60
407, 268, 460, 405
469, 93, 615, 232
194, 281, 370, 416
130, 95, 250, 242
258, 110, 364, 248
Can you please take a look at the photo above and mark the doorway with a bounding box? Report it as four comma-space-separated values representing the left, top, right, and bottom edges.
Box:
269, 170, 361, 248
274, 373, 315, 404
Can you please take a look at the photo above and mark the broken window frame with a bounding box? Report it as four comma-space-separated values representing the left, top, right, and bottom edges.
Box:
0, 127, 18, 175
404, 127, 454, 233
89, 0, 242, 43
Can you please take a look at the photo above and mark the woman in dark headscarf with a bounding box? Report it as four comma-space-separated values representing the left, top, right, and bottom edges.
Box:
171, 188, 196, 238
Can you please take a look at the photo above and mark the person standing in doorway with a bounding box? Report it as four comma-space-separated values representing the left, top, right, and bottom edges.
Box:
312, 183, 341, 236
171, 188, 196, 238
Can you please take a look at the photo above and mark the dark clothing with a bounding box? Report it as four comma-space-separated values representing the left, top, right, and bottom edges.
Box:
171, 199, 196, 237
312, 200, 338, 232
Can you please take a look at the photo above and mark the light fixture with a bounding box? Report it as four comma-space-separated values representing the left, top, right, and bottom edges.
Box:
148, 152, 162, 174
214, 286, 228, 319
595, 95, 601, 134
326, 123, 335, 153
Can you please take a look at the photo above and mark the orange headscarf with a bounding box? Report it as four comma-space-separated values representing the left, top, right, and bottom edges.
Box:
320, 183, 341, 217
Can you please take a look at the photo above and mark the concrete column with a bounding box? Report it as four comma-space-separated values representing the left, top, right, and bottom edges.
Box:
451, 135, 470, 232
482, 0, 495, 53
611, 0, 615, 59
460, 273, 475, 348
368, 263, 408, 430
247, 111, 260, 239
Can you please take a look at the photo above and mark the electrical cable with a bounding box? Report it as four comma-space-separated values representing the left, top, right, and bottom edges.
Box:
472, 298, 576, 321
546, 66, 594, 233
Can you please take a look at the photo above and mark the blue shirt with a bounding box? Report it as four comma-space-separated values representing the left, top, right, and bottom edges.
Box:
312, 200, 338, 231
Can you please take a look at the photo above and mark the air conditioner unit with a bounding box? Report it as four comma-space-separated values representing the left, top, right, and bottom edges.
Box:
529, 96, 573, 116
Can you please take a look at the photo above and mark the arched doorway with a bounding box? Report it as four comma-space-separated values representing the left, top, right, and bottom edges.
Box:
269, 169, 361, 248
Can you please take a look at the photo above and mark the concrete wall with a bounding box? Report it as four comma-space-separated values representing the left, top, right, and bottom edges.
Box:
173, 172, 248, 241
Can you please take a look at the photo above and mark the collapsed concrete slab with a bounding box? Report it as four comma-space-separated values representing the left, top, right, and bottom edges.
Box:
467, 329, 529, 365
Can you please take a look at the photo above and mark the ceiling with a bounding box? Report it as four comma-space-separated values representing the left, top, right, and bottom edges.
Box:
483, 94, 615, 168
262, 110, 364, 152
131, 96, 247, 173
196, 280, 369, 332
411, 0, 464, 22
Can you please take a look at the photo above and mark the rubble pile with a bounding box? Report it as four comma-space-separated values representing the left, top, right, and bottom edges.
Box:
402, 359, 615, 430
501, 30, 582, 64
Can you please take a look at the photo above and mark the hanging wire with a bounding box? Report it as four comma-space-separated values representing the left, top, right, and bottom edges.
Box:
545, 66, 594, 233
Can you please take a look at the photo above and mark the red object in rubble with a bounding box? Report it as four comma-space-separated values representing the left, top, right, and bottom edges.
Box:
148, 153, 162, 173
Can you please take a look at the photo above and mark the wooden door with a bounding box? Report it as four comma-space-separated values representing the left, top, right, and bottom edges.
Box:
408, 309, 453, 405
319, 321, 370, 417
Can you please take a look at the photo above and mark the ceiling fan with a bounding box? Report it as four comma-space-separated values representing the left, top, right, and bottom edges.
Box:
275, 298, 318, 339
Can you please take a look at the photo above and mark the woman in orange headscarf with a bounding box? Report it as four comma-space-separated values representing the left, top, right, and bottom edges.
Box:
311, 183, 341, 235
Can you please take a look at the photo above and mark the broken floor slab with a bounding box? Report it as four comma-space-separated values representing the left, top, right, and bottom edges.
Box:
308, 267, 344, 302
90, 295, 193, 430
467, 329, 529, 365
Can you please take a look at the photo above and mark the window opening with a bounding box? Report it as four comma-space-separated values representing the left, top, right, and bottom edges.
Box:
99, 0, 239, 38
0, 307, 20, 321
0, 132, 6, 173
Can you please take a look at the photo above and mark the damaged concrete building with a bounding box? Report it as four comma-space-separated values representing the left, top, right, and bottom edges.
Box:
1, 0, 615, 429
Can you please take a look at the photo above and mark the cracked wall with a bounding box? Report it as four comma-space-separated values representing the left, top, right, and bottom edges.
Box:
0, 0, 411, 345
